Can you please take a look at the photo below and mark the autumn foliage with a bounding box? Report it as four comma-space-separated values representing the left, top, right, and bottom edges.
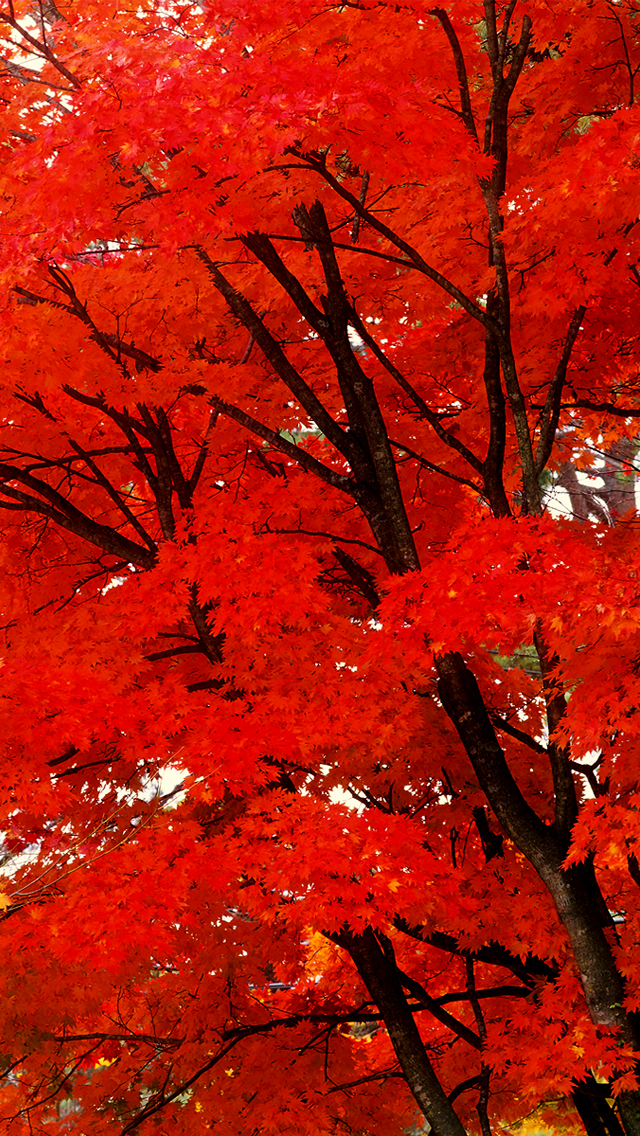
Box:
2, 0, 640, 1133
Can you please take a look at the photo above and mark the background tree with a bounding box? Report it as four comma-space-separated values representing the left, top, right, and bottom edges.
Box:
1, 1, 640, 1135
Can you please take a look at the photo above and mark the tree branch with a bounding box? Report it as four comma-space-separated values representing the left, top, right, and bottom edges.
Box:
535, 306, 587, 474
430, 8, 479, 141
283, 149, 490, 328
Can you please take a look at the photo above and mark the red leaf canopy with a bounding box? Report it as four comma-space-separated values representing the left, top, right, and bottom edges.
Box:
0, 2, 640, 1135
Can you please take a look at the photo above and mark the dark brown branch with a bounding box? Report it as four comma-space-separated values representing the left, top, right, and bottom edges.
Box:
46, 746, 80, 768
627, 853, 640, 890
480, 294, 510, 517
573, 1076, 627, 1136
465, 959, 492, 1136
202, 234, 419, 570
395, 968, 482, 1050
53, 757, 121, 779
430, 8, 479, 141
0, 10, 79, 86
535, 306, 587, 474
348, 305, 484, 474
66, 439, 157, 552
152, 407, 192, 509
351, 170, 370, 243
196, 247, 353, 460
394, 921, 557, 984
33, 268, 161, 375
449, 1074, 483, 1105
489, 713, 547, 754
187, 409, 217, 493
254, 232, 416, 270
326, 1068, 403, 1093
262, 524, 384, 558
532, 623, 577, 843
284, 149, 489, 329
335, 927, 468, 1136
435, 984, 530, 1005
390, 438, 483, 494
0, 58, 71, 89
497, 0, 519, 71
145, 644, 205, 662
188, 586, 224, 665
474, 4, 538, 511
332, 546, 381, 608
241, 230, 330, 337
12, 1042, 103, 1121
210, 396, 357, 495
65, 393, 159, 495
119, 1037, 245, 1134
570, 758, 606, 800
436, 651, 634, 1036
298, 200, 419, 572
0, 466, 155, 568
55, 1032, 181, 1048
559, 399, 640, 418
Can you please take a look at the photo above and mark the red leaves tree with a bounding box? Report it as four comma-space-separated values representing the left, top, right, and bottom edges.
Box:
1, 1, 640, 1134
